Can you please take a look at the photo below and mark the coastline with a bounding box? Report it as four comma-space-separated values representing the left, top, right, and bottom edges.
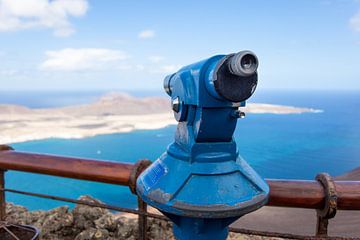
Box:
0, 93, 322, 144
0, 112, 175, 144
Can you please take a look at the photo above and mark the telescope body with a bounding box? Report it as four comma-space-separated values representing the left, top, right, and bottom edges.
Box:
137, 51, 268, 240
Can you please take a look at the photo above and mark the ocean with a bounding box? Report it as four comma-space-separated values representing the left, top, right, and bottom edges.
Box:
2, 90, 360, 210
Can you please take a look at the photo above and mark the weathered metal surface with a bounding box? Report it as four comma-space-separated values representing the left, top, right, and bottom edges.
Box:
316, 173, 338, 218
1, 187, 358, 240
0, 222, 40, 240
316, 216, 329, 239
129, 159, 152, 194
0, 145, 14, 151
0, 171, 5, 221
0, 183, 359, 239
2, 186, 357, 240
0, 145, 9, 222
228, 227, 357, 240
0, 187, 166, 220
169, 193, 268, 219
315, 173, 338, 237
0, 151, 134, 185
267, 179, 325, 209
267, 179, 360, 210
0, 148, 359, 239
137, 197, 148, 240
0, 150, 359, 211
333, 181, 360, 210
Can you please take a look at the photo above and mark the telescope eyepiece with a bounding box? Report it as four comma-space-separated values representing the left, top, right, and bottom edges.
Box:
229, 51, 258, 77
163, 51, 259, 104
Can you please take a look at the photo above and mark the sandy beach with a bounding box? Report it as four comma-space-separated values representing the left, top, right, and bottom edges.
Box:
0, 92, 321, 144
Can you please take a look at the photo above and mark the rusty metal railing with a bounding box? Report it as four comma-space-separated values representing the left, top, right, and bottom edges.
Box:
0, 145, 359, 239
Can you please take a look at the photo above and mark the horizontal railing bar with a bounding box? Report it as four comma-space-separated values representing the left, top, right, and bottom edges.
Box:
0, 150, 360, 211
268, 179, 360, 210
267, 179, 324, 209
0, 151, 134, 185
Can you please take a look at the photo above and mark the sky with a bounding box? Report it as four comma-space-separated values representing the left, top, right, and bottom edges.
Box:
0, 0, 359, 91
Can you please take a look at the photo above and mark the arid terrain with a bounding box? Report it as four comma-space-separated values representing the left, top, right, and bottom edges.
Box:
0, 92, 321, 144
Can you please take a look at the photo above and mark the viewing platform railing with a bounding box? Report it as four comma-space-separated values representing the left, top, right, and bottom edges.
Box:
0, 145, 359, 239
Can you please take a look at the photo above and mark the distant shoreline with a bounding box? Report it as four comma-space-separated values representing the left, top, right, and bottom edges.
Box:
0, 92, 322, 144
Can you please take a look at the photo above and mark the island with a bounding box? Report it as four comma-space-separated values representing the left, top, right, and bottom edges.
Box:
0, 92, 322, 144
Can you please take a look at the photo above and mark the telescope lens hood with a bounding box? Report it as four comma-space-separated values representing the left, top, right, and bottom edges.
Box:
213, 52, 258, 102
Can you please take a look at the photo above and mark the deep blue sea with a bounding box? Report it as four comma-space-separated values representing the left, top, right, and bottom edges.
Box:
2, 90, 359, 210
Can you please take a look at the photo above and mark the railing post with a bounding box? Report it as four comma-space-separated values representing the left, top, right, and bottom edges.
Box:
138, 196, 148, 240
316, 216, 329, 237
315, 173, 337, 237
128, 160, 152, 240
0, 170, 5, 221
0, 145, 12, 222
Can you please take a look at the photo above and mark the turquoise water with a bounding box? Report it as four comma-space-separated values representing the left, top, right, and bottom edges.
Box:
6, 90, 360, 210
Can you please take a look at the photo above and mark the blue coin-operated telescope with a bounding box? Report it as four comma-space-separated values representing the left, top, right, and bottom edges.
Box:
137, 51, 269, 240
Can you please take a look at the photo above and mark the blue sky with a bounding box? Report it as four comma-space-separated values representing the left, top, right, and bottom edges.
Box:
0, 0, 359, 91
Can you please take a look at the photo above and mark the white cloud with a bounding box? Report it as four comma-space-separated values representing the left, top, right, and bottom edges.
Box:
39, 48, 129, 71
0, 0, 88, 37
350, 10, 360, 32
138, 29, 155, 39
148, 55, 164, 63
